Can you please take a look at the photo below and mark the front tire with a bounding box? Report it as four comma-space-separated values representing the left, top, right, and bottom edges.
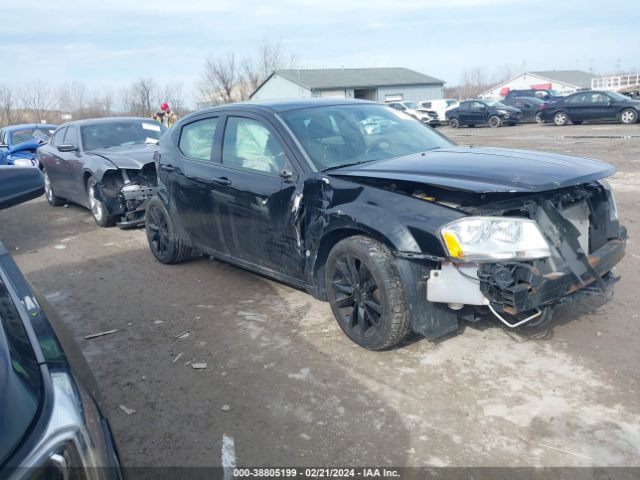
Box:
448, 118, 460, 129
620, 108, 638, 124
145, 197, 192, 264
534, 111, 544, 124
325, 236, 411, 350
87, 176, 115, 227
43, 168, 65, 206
488, 115, 502, 128
553, 111, 569, 126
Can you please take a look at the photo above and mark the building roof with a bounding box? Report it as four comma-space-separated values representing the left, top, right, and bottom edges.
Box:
266, 68, 445, 91
529, 70, 597, 88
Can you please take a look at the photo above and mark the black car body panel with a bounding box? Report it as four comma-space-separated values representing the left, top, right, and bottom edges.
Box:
151, 99, 626, 342
37, 117, 165, 227
540, 90, 640, 124
500, 96, 546, 122
505, 89, 564, 102
0, 169, 121, 478
0, 166, 44, 209
446, 100, 522, 127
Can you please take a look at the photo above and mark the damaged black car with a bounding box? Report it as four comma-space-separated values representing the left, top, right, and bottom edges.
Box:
146, 99, 626, 350
37, 118, 165, 227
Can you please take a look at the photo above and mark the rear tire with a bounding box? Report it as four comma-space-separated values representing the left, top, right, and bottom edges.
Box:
553, 111, 569, 126
488, 115, 502, 128
145, 197, 192, 264
620, 108, 638, 124
448, 118, 460, 129
325, 236, 411, 350
43, 168, 65, 206
87, 176, 116, 227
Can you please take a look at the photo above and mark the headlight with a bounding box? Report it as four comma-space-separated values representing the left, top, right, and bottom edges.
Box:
441, 217, 550, 261
13, 158, 34, 167
497, 109, 508, 116
598, 180, 618, 221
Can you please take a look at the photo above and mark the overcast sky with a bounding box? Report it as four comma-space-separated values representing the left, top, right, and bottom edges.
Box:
2, 0, 638, 106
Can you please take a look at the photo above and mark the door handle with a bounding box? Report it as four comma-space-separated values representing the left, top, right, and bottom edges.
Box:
160, 164, 175, 172
211, 176, 232, 186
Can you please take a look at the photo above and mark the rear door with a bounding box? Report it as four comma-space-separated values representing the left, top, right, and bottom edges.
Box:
56, 126, 85, 203
40, 127, 67, 194
563, 93, 589, 121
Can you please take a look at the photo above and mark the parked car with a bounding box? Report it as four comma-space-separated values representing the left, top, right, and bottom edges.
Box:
419, 99, 458, 123
540, 90, 640, 126
504, 89, 564, 102
0, 166, 122, 479
446, 100, 522, 128
500, 96, 546, 123
386, 101, 439, 126
37, 117, 166, 227
144, 99, 625, 350
0, 124, 57, 166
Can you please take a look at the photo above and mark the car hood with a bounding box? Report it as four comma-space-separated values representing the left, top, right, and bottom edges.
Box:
328, 146, 615, 193
499, 105, 521, 113
8, 139, 40, 155
86, 144, 157, 169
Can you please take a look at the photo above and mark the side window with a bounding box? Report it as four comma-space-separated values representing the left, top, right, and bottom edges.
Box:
179, 117, 218, 162
470, 102, 484, 111
63, 127, 79, 147
0, 130, 5, 146
423, 102, 431, 109
459, 101, 470, 110
567, 93, 586, 104
51, 128, 66, 147
589, 93, 608, 104
222, 117, 286, 176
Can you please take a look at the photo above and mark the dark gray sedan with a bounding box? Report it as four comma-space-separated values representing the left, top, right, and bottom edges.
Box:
37, 117, 165, 228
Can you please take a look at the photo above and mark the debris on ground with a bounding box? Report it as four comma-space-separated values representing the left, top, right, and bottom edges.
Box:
84, 329, 118, 339
222, 404, 231, 412
173, 329, 191, 339
192, 363, 208, 369
119, 404, 136, 415
154, 320, 164, 324
172, 352, 184, 364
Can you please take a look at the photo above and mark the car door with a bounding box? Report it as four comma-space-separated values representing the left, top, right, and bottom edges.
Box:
468, 101, 487, 124
164, 114, 227, 253
215, 113, 305, 279
563, 93, 589, 121
56, 126, 86, 204
590, 92, 616, 120
513, 99, 532, 121
456, 102, 472, 124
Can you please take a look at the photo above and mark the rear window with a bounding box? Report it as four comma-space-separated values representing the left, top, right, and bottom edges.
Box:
0, 275, 43, 465
10, 128, 55, 145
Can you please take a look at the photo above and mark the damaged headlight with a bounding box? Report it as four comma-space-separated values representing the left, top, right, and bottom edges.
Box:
440, 217, 550, 262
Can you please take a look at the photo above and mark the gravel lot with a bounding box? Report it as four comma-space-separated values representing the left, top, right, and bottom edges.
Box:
1, 123, 639, 469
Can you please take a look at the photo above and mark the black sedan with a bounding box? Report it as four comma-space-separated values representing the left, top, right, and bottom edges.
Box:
445, 100, 522, 128
500, 96, 546, 123
540, 90, 640, 126
145, 99, 625, 350
37, 118, 166, 228
0, 167, 121, 478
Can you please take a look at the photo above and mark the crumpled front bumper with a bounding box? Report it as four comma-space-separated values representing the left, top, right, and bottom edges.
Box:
117, 183, 156, 227
478, 235, 626, 316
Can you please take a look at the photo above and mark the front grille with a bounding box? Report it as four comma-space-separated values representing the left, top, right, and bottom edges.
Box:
560, 201, 590, 253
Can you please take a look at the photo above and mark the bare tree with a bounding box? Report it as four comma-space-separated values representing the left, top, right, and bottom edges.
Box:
20, 81, 54, 123
243, 40, 299, 94
199, 53, 240, 105
58, 81, 88, 118
121, 78, 157, 116
0, 84, 16, 126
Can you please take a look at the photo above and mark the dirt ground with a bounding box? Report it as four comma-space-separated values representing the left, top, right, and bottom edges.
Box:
1, 123, 639, 469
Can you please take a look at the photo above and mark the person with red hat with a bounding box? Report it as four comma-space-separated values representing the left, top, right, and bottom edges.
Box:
153, 102, 177, 127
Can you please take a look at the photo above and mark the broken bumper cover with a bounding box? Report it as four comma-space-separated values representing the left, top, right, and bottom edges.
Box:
479, 236, 626, 316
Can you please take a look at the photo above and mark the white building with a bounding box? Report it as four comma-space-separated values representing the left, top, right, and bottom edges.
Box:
480, 70, 597, 99
250, 68, 444, 103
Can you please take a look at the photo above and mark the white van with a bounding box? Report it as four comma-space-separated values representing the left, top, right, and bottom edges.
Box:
419, 99, 458, 123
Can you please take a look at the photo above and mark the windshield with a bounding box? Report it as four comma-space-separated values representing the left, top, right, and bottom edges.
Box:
445, 100, 457, 106
81, 120, 166, 151
403, 101, 419, 109
280, 104, 453, 171
10, 128, 56, 145
0, 275, 42, 465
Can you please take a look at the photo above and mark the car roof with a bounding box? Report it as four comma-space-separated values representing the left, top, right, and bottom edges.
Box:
58, 117, 159, 128
3, 124, 58, 132
196, 98, 377, 115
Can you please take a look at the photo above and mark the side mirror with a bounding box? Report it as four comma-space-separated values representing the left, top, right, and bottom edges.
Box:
57, 144, 77, 152
0, 166, 45, 210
